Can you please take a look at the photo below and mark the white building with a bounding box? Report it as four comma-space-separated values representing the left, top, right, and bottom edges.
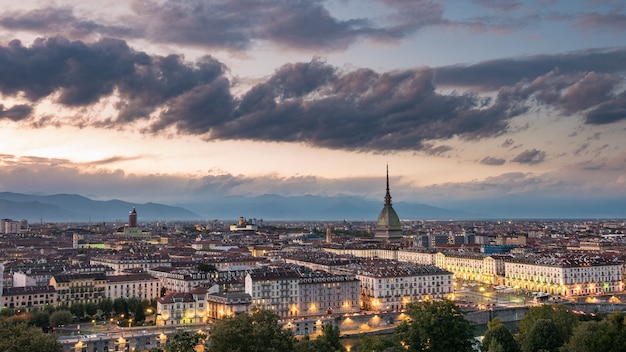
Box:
106, 274, 161, 301
296, 271, 360, 317
156, 289, 208, 326
504, 256, 623, 296
353, 259, 453, 312
90, 254, 171, 275
147, 267, 215, 293
245, 268, 301, 318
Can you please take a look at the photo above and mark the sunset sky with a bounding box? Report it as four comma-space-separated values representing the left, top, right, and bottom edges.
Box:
0, 0, 625, 214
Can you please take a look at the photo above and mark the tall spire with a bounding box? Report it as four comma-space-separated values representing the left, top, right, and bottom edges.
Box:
384, 164, 392, 206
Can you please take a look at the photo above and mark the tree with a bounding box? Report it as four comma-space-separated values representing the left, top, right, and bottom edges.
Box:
113, 297, 129, 317
208, 309, 296, 352
515, 305, 577, 346
70, 302, 85, 319
357, 335, 403, 352
294, 322, 346, 352
49, 310, 73, 327
85, 302, 98, 317
165, 331, 207, 352
30, 310, 51, 328
99, 298, 114, 317
482, 318, 520, 352
560, 311, 626, 352
520, 319, 563, 352
134, 303, 146, 323
394, 300, 475, 352
0, 317, 62, 352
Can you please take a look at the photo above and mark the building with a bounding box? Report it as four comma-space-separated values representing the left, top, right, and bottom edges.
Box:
374, 166, 403, 241
229, 217, 258, 232
49, 273, 107, 306
90, 254, 171, 275
353, 259, 453, 311
106, 273, 161, 301
297, 271, 360, 317
156, 289, 208, 326
1, 285, 57, 311
148, 267, 215, 293
245, 267, 301, 318
503, 255, 623, 297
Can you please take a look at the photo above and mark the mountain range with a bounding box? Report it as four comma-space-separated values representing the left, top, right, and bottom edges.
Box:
1, 192, 624, 223
0, 192, 472, 223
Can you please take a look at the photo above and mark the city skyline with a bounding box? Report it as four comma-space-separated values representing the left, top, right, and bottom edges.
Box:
0, 0, 625, 216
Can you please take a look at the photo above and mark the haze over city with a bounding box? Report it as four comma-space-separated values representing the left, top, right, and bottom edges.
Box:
0, 0, 625, 218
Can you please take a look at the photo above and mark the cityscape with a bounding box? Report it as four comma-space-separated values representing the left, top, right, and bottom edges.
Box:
1, 0, 626, 351
2, 172, 626, 351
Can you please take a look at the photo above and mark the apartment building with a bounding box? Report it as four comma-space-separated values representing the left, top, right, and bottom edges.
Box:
1, 285, 57, 311
244, 268, 301, 318
297, 271, 360, 317
504, 256, 623, 296
353, 259, 453, 311
49, 273, 107, 305
106, 273, 161, 301
90, 254, 171, 275
147, 267, 215, 293
155, 289, 208, 326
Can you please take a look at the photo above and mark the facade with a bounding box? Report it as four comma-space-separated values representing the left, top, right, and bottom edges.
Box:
156, 290, 208, 326
244, 268, 301, 318
106, 273, 161, 301
147, 267, 215, 293
1, 285, 57, 311
297, 271, 360, 317
206, 292, 251, 319
90, 254, 171, 275
503, 257, 623, 297
435, 252, 505, 285
374, 167, 403, 241
49, 273, 107, 305
354, 259, 453, 311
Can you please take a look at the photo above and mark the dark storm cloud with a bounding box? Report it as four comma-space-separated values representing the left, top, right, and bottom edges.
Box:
434, 48, 626, 91
215, 61, 519, 151
0, 1, 445, 52
1, 36, 625, 152
511, 149, 546, 165
585, 92, 626, 125
0, 104, 32, 121
0, 37, 231, 131
436, 49, 626, 127
480, 156, 506, 165
0, 7, 137, 39
133, 0, 445, 51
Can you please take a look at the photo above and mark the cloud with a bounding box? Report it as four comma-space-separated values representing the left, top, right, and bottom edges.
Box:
511, 149, 546, 164
480, 156, 506, 165
585, 91, 626, 124
0, 1, 446, 52
434, 48, 626, 91
1, 37, 625, 153
0, 7, 136, 40
0, 104, 32, 121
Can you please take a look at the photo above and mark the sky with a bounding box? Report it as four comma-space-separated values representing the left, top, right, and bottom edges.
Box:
0, 0, 625, 215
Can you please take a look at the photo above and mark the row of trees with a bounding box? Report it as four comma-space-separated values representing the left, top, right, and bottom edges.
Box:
189, 301, 626, 352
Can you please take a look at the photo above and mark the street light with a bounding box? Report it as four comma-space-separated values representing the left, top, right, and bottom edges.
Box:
128, 318, 133, 328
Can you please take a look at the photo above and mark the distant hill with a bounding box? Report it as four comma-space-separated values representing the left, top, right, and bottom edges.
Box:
0, 192, 199, 222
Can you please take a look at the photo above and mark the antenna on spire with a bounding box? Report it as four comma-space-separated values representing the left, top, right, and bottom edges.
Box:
384, 164, 392, 206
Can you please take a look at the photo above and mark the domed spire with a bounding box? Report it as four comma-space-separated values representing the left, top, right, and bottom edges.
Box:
375, 165, 402, 241
384, 164, 392, 206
